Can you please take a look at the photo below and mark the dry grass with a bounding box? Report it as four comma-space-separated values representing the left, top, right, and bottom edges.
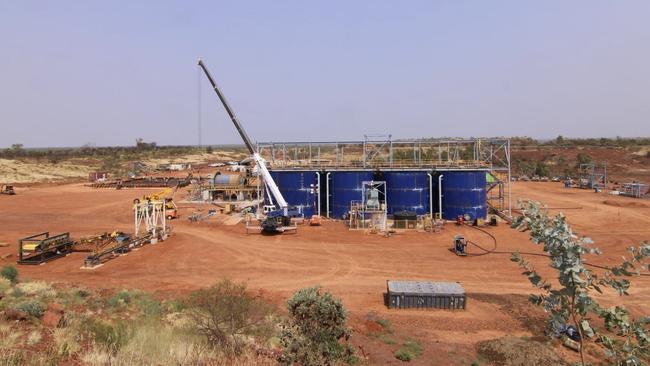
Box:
0, 158, 94, 183
16, 281, 56, 298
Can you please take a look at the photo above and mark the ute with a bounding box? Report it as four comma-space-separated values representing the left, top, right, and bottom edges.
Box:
198, 59, 291, 233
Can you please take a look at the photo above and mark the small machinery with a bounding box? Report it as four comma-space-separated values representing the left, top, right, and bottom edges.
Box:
1, 184, 15, 195
453, 234, 468, 256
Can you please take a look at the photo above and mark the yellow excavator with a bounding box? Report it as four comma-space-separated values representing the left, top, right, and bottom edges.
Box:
133, 187, 179, 220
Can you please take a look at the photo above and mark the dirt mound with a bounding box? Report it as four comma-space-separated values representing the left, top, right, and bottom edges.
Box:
602, 200, 649, 208
477, 337, 566, 366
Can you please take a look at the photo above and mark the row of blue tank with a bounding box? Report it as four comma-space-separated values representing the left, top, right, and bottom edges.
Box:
269, 170, 487, 220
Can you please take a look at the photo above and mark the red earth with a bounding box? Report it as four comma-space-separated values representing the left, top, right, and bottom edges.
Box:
1, 182, 648, 365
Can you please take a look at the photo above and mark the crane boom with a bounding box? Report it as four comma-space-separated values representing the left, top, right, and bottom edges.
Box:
197, 58, 288, 214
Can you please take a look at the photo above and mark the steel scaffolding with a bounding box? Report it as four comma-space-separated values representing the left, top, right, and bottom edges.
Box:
257, 137, 512, 217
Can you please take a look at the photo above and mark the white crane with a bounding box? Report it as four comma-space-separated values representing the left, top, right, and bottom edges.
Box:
197, 59, 290, 231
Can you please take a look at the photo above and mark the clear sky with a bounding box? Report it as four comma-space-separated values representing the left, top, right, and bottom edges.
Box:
1, 1, 649, 148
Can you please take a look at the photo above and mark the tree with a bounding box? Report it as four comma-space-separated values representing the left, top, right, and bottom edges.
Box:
576, 153, 592, 167
279, 287, 356, 366
187, 279, 275, 355
534, 161, 550, 177
555, 135, 565, 145
511, 201, 650, 365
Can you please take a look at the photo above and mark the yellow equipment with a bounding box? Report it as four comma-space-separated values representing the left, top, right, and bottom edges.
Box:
133, 187, 179, 220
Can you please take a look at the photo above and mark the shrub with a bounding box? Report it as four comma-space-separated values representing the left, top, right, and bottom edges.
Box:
187, 279, 275, 355
16, 301, 44, 318
394, 339, 422, 362
136, 295, 161, 317
1, 265, 18, 283
83, 319, 133, 354
512, 201, 650, 365
108, 289, 133, 308
279, 286, 356, 366
162, 298, 186, 313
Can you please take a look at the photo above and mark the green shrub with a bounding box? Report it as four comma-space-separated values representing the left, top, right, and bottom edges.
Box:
279, 286, 356, 366
394, 339, 422, 362
83, 319, 133, 353
395, 349, 413, 362
136, 296, 161, 317
75, 289, 90, 298
162, 298, 186, 313
16, 301, 44, 318
0, 265, 18, 283
108, 290, 133, 308
375, 317, 393, 333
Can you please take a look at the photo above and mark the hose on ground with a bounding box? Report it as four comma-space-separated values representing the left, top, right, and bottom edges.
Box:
462, 223, 650, 277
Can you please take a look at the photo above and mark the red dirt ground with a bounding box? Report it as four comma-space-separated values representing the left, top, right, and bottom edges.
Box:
0, 182, 648, 365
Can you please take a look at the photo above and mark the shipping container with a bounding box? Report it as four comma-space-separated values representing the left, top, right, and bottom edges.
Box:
387, 280, 466, 310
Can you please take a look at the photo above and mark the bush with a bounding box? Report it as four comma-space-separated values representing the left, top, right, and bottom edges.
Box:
136, 295, 161, 317
187, 279, 275, 355
83, 319, 133, 354
108, 289, 133, 308
394, 339, 422, 362
16, 301, 44, 318
1, 265, 18, 283
279, 286, 356, 366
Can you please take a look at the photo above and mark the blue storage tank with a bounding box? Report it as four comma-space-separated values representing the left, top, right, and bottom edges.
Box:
438, 171, 487, 220
269, 171, 319, 217
382, 171, 431, 215
328, 171, 374, 219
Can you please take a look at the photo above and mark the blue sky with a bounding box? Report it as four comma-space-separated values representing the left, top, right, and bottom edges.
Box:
1, 1, 649, 148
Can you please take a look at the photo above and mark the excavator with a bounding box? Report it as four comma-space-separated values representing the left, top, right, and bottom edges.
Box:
198, 59, 293, 233
133, 187, 178, 220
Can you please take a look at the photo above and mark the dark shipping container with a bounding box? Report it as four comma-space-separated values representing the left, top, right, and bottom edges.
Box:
387, 280, 466, 310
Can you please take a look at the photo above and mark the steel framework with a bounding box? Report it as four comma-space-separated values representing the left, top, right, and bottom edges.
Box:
257, 137, 512, 217
134, 200, 167, 242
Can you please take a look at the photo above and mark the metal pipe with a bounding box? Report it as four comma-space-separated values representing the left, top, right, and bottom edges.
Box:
427, 172, 433, 218
326, 172, 331, 218
315, 171, 321, 216
438, 174, 444, 219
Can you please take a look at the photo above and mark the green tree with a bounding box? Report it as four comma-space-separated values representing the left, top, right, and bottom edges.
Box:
534, 161, 550, 177
511, 201, 650, 365
280, 287, 356, 366
576, 153, 593, 167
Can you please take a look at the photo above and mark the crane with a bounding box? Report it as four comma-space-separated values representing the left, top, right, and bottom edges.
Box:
197, 58, 291, 233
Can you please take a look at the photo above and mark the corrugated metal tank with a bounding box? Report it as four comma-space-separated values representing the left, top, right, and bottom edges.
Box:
438, 171, 487, 220
381, 171, 430, 215
270, 171, 319, 217
328, 171, 374, 219
210, 174, 243, 185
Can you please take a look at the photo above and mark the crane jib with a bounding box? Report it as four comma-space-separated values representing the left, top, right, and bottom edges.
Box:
197, 58, 255, 155
197, 58, 289, 215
